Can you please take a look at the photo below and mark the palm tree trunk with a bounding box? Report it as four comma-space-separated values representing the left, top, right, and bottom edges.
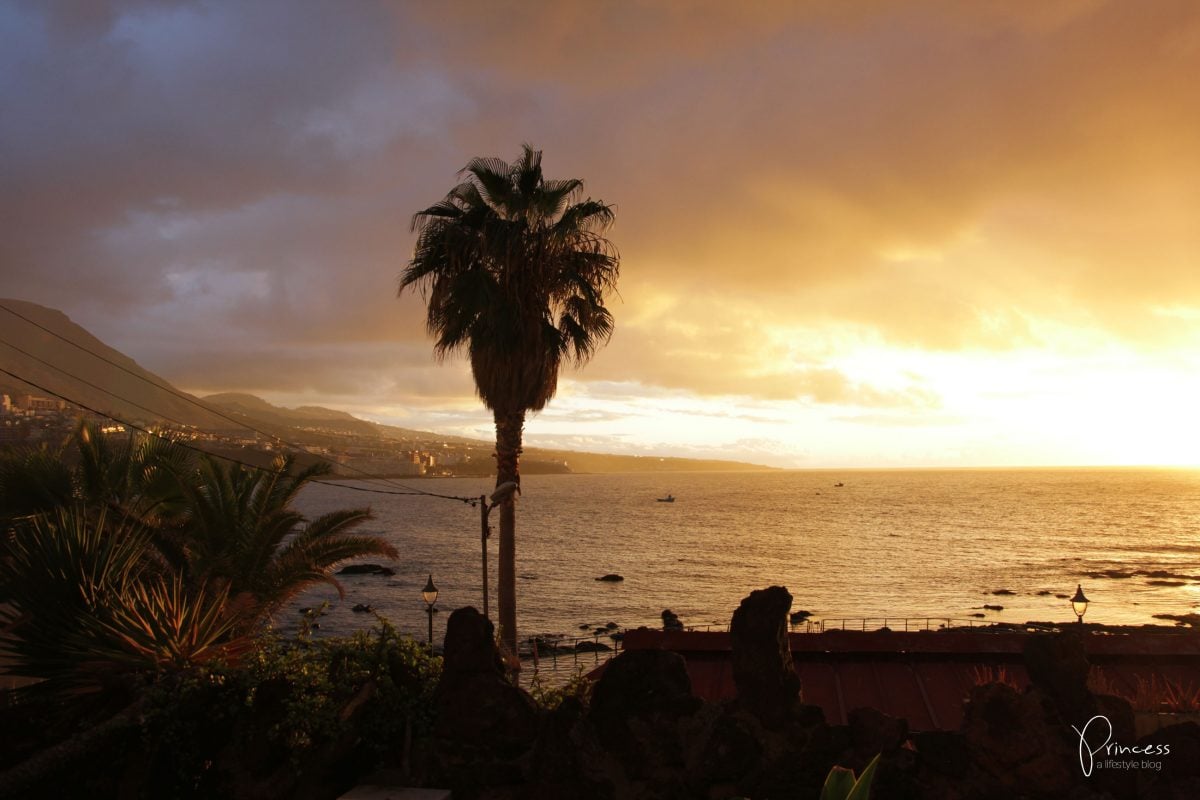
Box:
493, 408, 524, 655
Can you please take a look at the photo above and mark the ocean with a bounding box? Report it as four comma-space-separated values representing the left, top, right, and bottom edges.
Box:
288, 468, 1200, 645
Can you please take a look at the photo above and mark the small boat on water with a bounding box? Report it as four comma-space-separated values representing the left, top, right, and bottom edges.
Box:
657, 493, 675, 503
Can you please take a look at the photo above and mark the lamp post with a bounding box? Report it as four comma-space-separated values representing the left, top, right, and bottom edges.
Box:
422, 574, 438, 646
1070, 583, 1089, 625
479, 481, 518, 620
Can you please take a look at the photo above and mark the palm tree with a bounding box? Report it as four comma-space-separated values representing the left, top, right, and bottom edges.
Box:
175, 454, 398, 620
401, 144, 620, 651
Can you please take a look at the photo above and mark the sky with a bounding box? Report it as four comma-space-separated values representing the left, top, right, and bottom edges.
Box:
2, 0, 1199, 468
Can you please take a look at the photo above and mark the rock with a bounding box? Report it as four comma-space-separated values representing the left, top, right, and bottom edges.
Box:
593, 627, 608, 636
605, 621, 619, 630
576, 641, 612, 652
1036, 590, 1053, 596
983, 604, 1004, 611
913, 730, 970, 779
351, 603, 373, 613
588, 649, 701, 780
432, 607, 539, 793
441, 606, 506, 675
337, 563, 396, 576
1023, 631, 1094, 724
789, 610, 812, 623
1137, 721, 1200, 785
729, 586, 802, 726
595, 574, 624, 582
959, 682, 1078, 796
525, 696, 604, 798
989, 589, 1016, 595
969, 612, 986, 618
661, 609, 684, 631
688, 706, 765, 792
848, 706, 907, 755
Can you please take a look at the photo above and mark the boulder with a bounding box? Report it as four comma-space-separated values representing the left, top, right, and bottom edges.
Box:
440, 605, 505, 675
336, 563, 396, 576
588, 649, 702, 781
729, 586, 802, 726
958, 682, 1078, 798
595, 574, 624, 582
1023, 631, 1094, 724
848, 706, 907, 756
431, 607, 539, 793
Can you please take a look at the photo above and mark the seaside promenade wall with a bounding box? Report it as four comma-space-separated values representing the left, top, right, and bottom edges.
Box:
607, 626, 1200, 731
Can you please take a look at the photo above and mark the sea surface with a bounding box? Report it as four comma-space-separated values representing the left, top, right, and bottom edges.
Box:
288, 468, 1200, 645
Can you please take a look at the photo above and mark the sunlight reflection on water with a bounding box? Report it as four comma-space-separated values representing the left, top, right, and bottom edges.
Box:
289, 468, 1200, 644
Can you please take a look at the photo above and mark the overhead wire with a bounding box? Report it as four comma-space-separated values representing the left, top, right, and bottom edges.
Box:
0, 364, 479, 500
0, 303, 479, 505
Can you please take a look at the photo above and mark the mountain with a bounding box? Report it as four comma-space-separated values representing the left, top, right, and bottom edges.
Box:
201, 392, 378, 436
0, 298, 232, 429
0, 299, 770, 473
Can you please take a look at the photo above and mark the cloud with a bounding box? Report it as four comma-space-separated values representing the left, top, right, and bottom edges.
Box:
1, 0, 1198, 434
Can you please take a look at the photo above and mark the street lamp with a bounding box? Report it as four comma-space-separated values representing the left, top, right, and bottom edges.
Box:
422, 574, 438, 646
479, 481, 518, 620
1070, 583, 1089, 625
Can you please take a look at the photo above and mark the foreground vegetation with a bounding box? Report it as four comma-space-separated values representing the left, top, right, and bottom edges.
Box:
0, 621, 442, 798
0, 424, 423, 796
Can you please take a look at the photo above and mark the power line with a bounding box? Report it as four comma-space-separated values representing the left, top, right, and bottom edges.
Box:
0, 365, 475, 502
0, 302, 477, 504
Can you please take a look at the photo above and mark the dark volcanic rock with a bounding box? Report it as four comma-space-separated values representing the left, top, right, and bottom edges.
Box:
848, 706, 907, 756
595, 574, 624, 582
730, 585, 802, 727
588, 648, 701, 781
337, 563, 396, 576
960, 682, 1078, 798
1023, 631, 1095, 725
431, 607, 539, 793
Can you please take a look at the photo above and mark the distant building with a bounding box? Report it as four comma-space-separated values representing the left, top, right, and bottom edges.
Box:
19, 395, 63, 413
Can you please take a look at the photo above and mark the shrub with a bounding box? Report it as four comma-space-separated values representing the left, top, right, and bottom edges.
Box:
137, 618, 442, 796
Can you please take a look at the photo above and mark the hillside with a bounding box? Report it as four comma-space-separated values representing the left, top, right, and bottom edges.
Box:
0, 299, 769, 474
0, 299, 231, 429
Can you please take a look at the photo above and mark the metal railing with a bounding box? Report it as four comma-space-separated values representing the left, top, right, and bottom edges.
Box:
803, 617, 1058, 633
519, 630, 625, 674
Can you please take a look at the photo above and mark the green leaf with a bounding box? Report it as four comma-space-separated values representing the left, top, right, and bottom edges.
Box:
821, 765, 858, 800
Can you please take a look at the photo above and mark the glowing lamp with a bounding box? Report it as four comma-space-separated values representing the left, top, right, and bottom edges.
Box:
1070, 584, 1089, 624
422, 574, 439, 646
422, 574, 439, 607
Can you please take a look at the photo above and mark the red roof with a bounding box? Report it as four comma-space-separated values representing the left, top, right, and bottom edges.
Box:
592, 628, 1200, 731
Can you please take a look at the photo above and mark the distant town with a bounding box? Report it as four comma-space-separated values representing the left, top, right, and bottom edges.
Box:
3, 390, 766, 478
0, 391, 564, 478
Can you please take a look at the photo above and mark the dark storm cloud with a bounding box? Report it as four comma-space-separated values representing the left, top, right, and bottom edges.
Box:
2, 0, 1199, 414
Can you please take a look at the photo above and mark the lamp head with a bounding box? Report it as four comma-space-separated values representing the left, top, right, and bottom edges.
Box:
1070, 583, 1089, 619
490, 481, 519, 505
422, 574, 438, 607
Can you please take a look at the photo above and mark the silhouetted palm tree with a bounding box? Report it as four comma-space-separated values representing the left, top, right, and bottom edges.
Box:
401, 144, 619, 651
176, 454, 397, 620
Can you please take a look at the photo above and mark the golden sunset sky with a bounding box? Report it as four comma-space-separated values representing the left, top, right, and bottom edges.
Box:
2, 1, 1198, 467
